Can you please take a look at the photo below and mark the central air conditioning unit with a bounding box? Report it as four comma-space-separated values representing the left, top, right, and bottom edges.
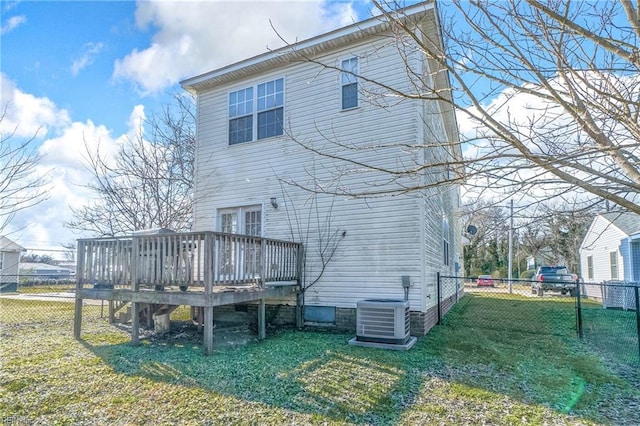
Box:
356, 299, 410, 345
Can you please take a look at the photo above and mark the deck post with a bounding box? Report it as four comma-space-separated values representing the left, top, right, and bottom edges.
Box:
296, 244, 304, 329
295, 291, 303, 329
258, 298, 266, 340
131, 235, 140, 346
203, 233, 214, 355
131, 302, 140, 345
73, 298, 83, 340
73, 241, 86, 340
204, 306, 214, 355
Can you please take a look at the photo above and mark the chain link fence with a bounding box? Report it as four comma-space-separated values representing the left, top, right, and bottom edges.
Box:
3, 274, 639, 367
0, 275, 107, 327
438, 275, 640, 366
577, 281, 640, 366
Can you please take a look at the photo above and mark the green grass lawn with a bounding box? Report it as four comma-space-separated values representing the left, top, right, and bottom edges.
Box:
0, 294, 638, 425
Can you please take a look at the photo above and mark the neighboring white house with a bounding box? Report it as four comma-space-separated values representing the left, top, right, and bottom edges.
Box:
180, 2, 461, 335
579, 211, 640, 283
0, 236, 25, 292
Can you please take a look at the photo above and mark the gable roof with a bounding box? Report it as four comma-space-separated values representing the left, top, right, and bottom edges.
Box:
180, 1, 437, 93
601, 211, 640, 236
0, 236, 25, 253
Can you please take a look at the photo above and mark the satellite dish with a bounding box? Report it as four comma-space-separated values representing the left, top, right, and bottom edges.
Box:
466, 225, 477, 235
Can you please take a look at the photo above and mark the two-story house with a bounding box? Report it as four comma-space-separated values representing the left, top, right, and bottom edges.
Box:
180, 1, 461, 336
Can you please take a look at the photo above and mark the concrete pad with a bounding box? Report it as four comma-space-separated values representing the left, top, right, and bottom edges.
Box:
348, 336, 417, 351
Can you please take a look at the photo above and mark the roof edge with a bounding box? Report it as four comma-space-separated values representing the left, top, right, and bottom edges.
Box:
180, 1, 436, 92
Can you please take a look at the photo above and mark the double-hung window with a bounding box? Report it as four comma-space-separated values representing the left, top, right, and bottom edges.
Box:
229, 78, 284, 144
610, 251, 619, 279
341, 57, 358, 109
587, 255, 593, 280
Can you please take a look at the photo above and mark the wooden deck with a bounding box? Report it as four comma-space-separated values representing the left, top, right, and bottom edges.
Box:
73, 231, 302, 354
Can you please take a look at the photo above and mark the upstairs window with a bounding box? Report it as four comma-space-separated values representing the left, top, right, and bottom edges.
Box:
341, 57, 358, 109
229, 78, 284, 145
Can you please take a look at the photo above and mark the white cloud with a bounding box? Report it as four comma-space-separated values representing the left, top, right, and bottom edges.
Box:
70, 42, 105, 76
113, 0, 358, 94
1, 14, 26, 35
0, 77, 147, 257
0, 73, 71, 139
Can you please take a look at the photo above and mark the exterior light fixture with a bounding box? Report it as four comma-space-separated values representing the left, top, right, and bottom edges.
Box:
270, 197, 278, 209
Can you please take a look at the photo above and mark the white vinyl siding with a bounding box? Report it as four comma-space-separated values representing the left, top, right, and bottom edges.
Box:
193, 34, 457, 312
580, 215, 627, 283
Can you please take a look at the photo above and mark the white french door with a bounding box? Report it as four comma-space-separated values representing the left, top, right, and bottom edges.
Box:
218, 206, 262, 281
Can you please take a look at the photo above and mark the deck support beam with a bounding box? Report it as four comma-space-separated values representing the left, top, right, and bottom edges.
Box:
204, 306, 214, 355
258, 298, 266, 340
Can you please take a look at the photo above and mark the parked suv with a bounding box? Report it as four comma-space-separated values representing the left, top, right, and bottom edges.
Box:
532, 266, 578, 296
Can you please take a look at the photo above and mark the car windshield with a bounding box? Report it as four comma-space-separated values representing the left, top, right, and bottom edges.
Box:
541, 267, 568, 274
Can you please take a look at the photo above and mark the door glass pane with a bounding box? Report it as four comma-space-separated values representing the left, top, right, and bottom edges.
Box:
220, 213, 237, 233
245, 210, 262, 236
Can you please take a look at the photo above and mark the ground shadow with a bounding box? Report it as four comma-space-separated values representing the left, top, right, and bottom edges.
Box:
75, 293, 639, 424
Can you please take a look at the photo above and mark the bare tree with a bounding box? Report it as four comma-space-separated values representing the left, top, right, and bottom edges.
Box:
280, 185, 346, 307
279, 0, 640, 215
67, 94, 195, 236
0, 104, 48, 233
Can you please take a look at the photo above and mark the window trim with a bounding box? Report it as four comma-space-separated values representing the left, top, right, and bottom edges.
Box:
228, 78, 284, 145
587, 255, 593, 280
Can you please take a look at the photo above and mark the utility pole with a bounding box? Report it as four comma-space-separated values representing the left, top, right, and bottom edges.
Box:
508, 199, 513, 294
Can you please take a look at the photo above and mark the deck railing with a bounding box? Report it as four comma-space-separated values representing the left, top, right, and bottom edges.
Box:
76, 231, 302, 290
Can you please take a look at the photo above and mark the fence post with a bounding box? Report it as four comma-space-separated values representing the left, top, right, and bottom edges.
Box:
437, 272, 442, 325
635, 286, 640, 363
576, 279, 583, 339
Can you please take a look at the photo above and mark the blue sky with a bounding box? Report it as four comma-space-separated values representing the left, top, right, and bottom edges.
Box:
1, 0, 372, 257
